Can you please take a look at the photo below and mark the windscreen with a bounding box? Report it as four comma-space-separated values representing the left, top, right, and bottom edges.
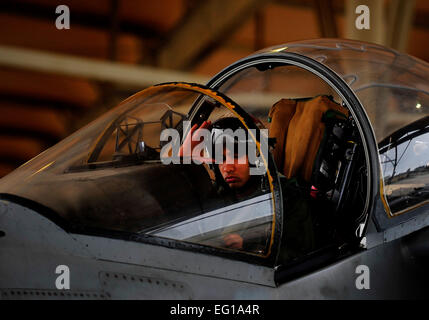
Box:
0, 83, 276, 257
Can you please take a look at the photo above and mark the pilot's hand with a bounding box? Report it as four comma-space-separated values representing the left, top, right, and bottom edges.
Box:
223, 234, 243, 249
178, 120, 212, 162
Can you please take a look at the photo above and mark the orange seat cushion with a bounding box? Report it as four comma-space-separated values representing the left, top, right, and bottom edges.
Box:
269, 95, 348, 182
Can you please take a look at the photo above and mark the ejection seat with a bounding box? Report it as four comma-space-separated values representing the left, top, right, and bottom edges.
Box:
268, 95, 353, 259
268, 95, 348, 183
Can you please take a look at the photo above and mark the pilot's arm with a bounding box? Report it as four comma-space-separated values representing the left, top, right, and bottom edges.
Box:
178, 121, 213, 162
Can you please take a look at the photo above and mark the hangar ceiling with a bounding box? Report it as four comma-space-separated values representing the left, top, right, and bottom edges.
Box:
0, 0, 428, 177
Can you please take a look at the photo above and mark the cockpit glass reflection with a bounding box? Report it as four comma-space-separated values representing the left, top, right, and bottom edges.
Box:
380, 116, 429, 215
0, 84, 275, 258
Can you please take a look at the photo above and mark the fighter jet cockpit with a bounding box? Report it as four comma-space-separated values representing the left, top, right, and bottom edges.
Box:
206, 38, 429, 263
0, 77, 369, 268
0, 83, 280, 262
1, 39, 429, 275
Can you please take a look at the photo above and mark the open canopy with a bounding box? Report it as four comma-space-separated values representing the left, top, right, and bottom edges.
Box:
208, 38, 429, 229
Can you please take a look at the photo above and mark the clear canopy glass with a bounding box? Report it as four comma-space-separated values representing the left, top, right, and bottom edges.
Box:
0, 84, 275, 257
263, 39, 429, 143
213, 38, 429, 219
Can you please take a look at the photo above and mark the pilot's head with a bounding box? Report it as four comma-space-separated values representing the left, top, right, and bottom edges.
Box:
211, 117, 252, 190
218, 144, 250, 189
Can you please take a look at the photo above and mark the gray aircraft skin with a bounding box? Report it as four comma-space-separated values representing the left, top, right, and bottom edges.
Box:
1, 38, 429, 299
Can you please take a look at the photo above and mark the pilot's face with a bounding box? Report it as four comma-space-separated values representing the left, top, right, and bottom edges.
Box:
218, 147, 250, 189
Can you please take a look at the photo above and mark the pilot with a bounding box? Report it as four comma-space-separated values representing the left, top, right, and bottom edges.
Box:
210, 117, 265, 250
210, 117, 262, 197
178, 117, 261, 201
179, 117, 266, 251
180, 116, 314, 261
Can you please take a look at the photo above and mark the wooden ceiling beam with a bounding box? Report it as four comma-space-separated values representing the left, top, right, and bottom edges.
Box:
313, 0, 338, 38
0, 0, 162, 40
0, 93, 87, 112
387, 0, 416, 52
157, 0, 268, 70
277, 0, 429, 30
0, 136, 46, 161
0, 127, 61, 146
0, 103, 68, 139
0, 68, 99, 108
0, 45, 210, 87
